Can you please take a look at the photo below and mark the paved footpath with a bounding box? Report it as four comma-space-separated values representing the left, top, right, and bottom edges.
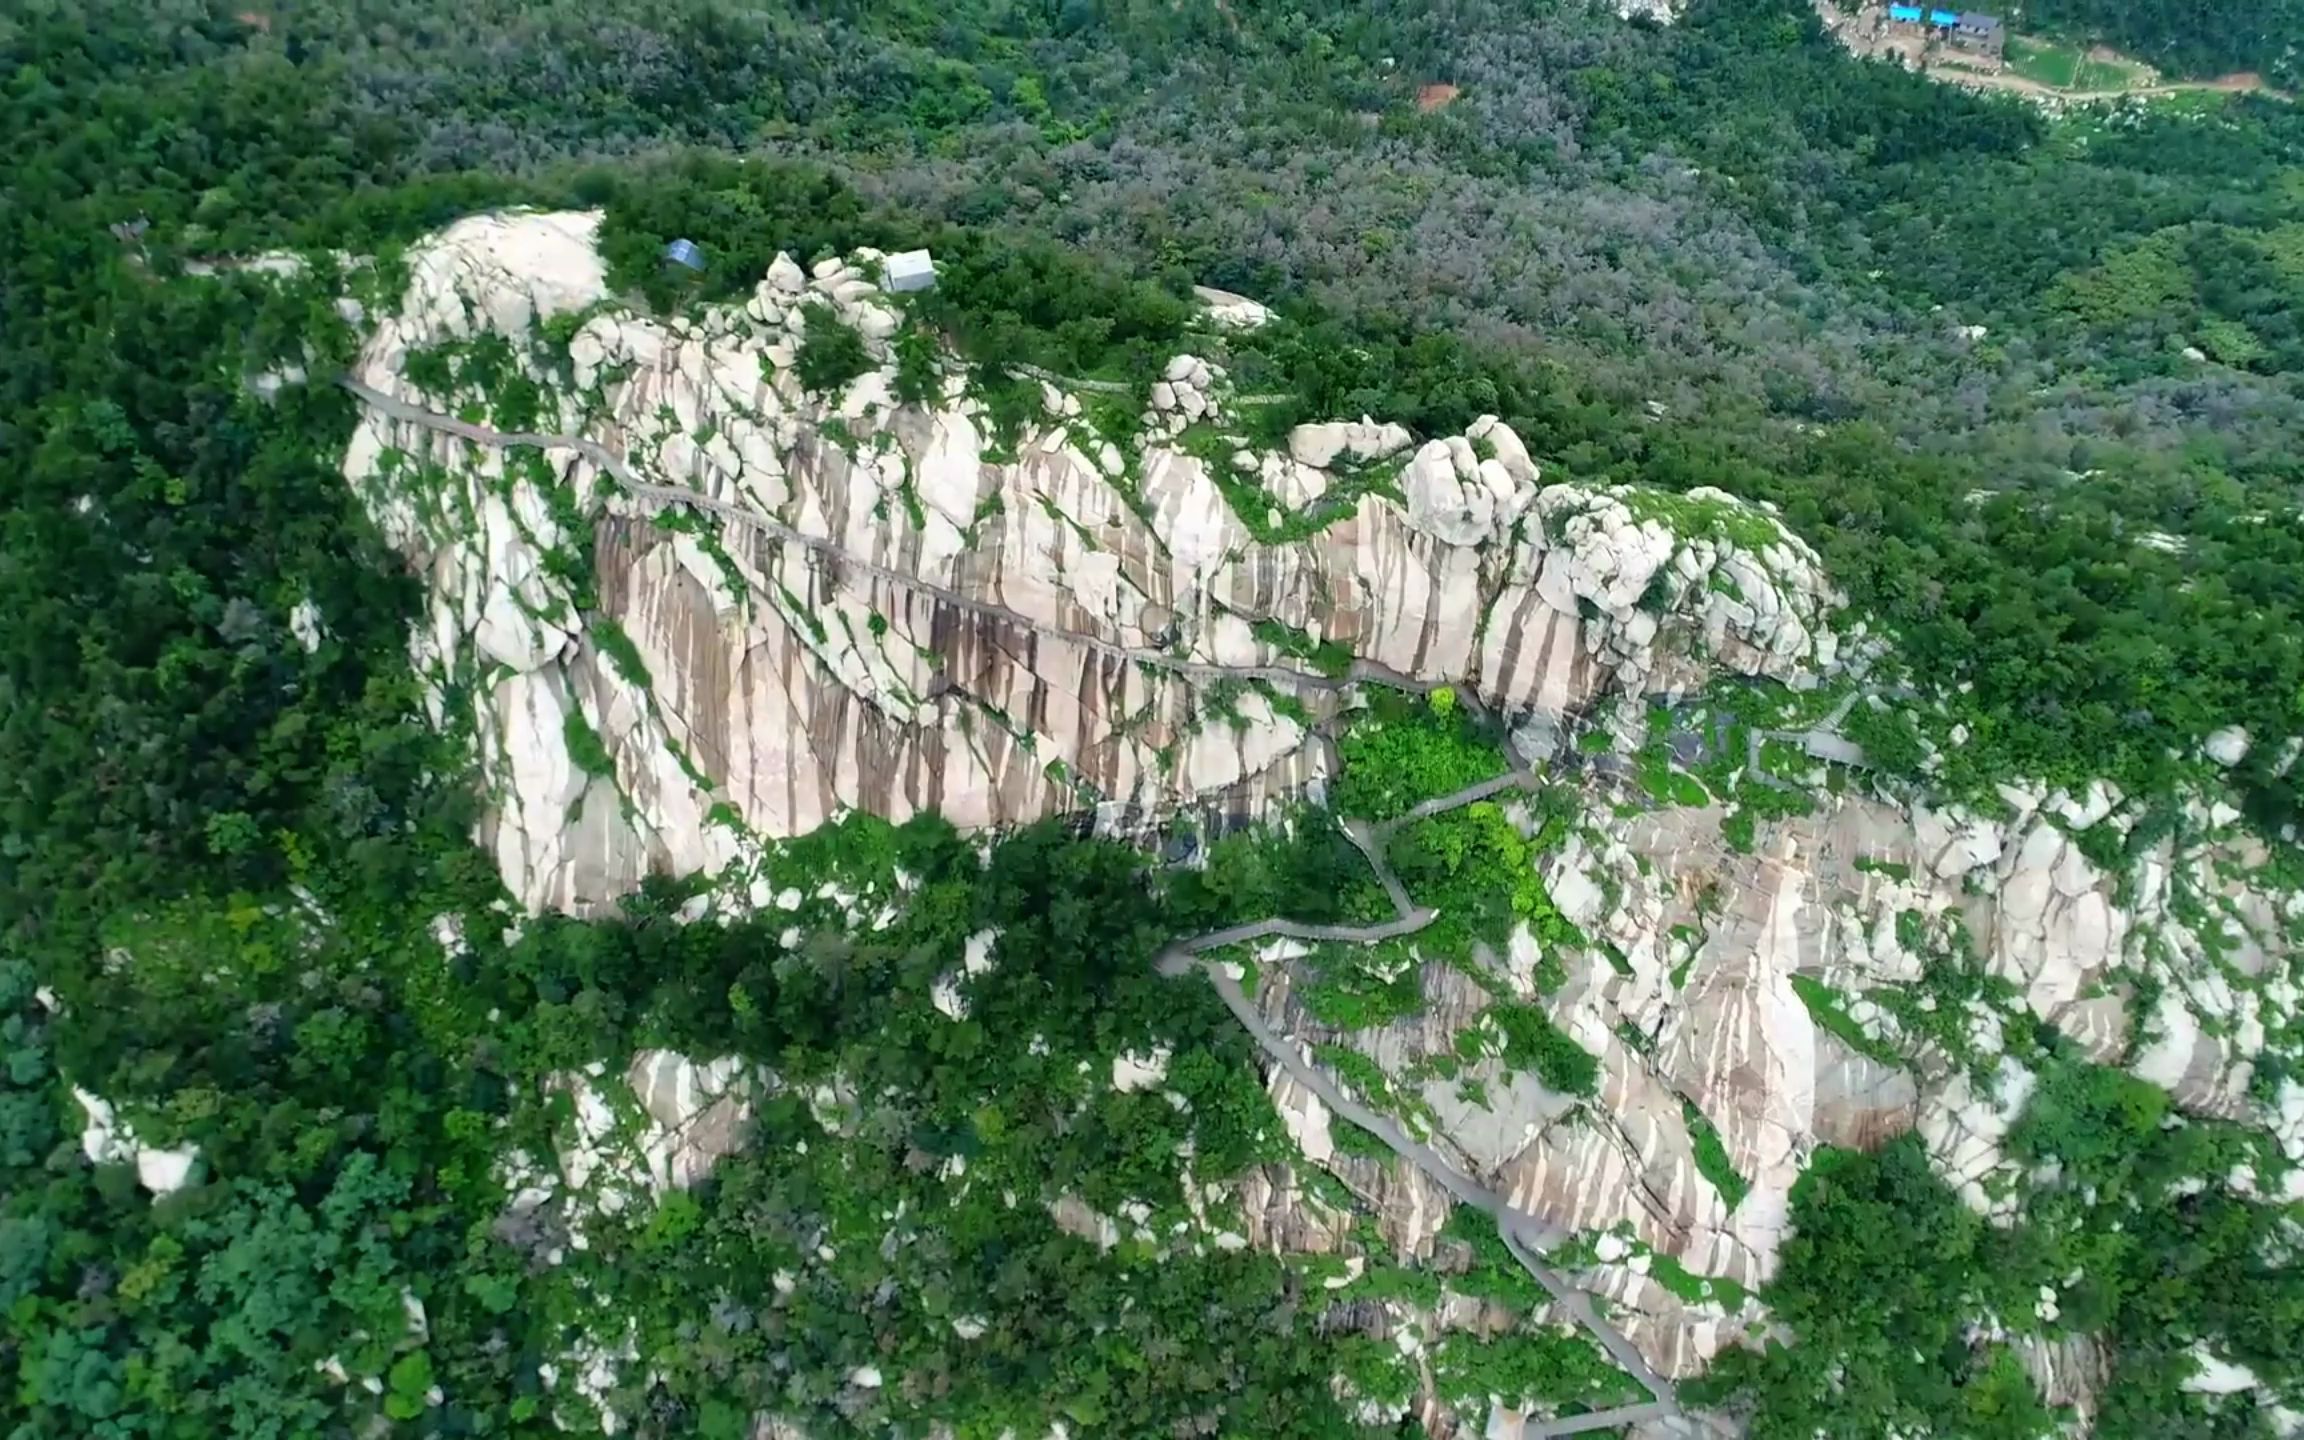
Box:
1152, 770, 1681, 1432
349, 377, 1684, 1435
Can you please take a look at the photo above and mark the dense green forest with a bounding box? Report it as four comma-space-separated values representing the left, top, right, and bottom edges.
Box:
4, 0, 2303, 1435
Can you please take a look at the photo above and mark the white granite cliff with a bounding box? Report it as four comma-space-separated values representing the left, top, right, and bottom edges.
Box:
1252, 777, 2302, 1398
338, 211, 2302, 1434
343, 211, 1841, 915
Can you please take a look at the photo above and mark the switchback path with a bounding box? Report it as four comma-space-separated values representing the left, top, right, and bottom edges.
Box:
1154, 768, 1680, 1432
347, 377, 1681, 1435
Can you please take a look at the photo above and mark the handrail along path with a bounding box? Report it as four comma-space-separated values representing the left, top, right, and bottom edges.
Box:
348, 378, 1685, 1436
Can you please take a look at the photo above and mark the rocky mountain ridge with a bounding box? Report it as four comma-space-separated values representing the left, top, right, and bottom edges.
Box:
344, 211, 1843, 915
328, 211, 2304, 1436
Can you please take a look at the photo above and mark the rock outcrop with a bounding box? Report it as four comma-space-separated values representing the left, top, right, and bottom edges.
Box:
1190, 284, 1272, 330
335, 210, 2300, 1429
1254, 775, 2302, 1380
343, 211, 1841, 914
507, 1049, 769, 1246
73, 1087, 200, 1197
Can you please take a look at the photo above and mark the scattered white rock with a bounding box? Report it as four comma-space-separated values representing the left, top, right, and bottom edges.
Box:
766, 253, 807, 294
74, 1087, 200, 1197
1191, 284, 1270, 330
1112, 1047, 1172, 1093
2205, 726, 2252, 767
1286, 418, 1411, 469
2182, 1347, 2261, 1396
289, 599, 326, 652
135, 1146, 201, 1197
930, 973, 969, 1021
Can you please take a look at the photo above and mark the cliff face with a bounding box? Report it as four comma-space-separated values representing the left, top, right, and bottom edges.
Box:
344, 211, 1840, 915
1229, 766, 2301, 1403
342, 212, 2303, 1416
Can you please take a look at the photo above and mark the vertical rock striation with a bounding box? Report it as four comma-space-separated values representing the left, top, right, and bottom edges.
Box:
343, 211, 1841, 914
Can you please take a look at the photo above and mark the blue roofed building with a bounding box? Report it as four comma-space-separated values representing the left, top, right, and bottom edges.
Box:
663, 238, 706, 272
1883, 4, 2006, 59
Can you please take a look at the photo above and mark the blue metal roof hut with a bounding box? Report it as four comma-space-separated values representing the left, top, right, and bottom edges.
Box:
1928, 8, 1960, 26
1888, 4, 1924, 21
662, 238, 706, 272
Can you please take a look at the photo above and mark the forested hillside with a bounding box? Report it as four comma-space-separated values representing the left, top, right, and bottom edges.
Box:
4, 0, 2303, 1436
18, 0, 2304, 820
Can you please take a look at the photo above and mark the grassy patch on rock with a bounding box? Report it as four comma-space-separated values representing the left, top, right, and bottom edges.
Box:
1683, 1098, 1750, 1211
1333, 688, 1505, 822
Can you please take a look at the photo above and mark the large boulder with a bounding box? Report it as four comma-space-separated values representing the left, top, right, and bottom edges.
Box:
1192, 284, 1272, 330
2206, 725, 2252, 767
1286, 418, 1413, 469
1402, 433, 1536, 547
